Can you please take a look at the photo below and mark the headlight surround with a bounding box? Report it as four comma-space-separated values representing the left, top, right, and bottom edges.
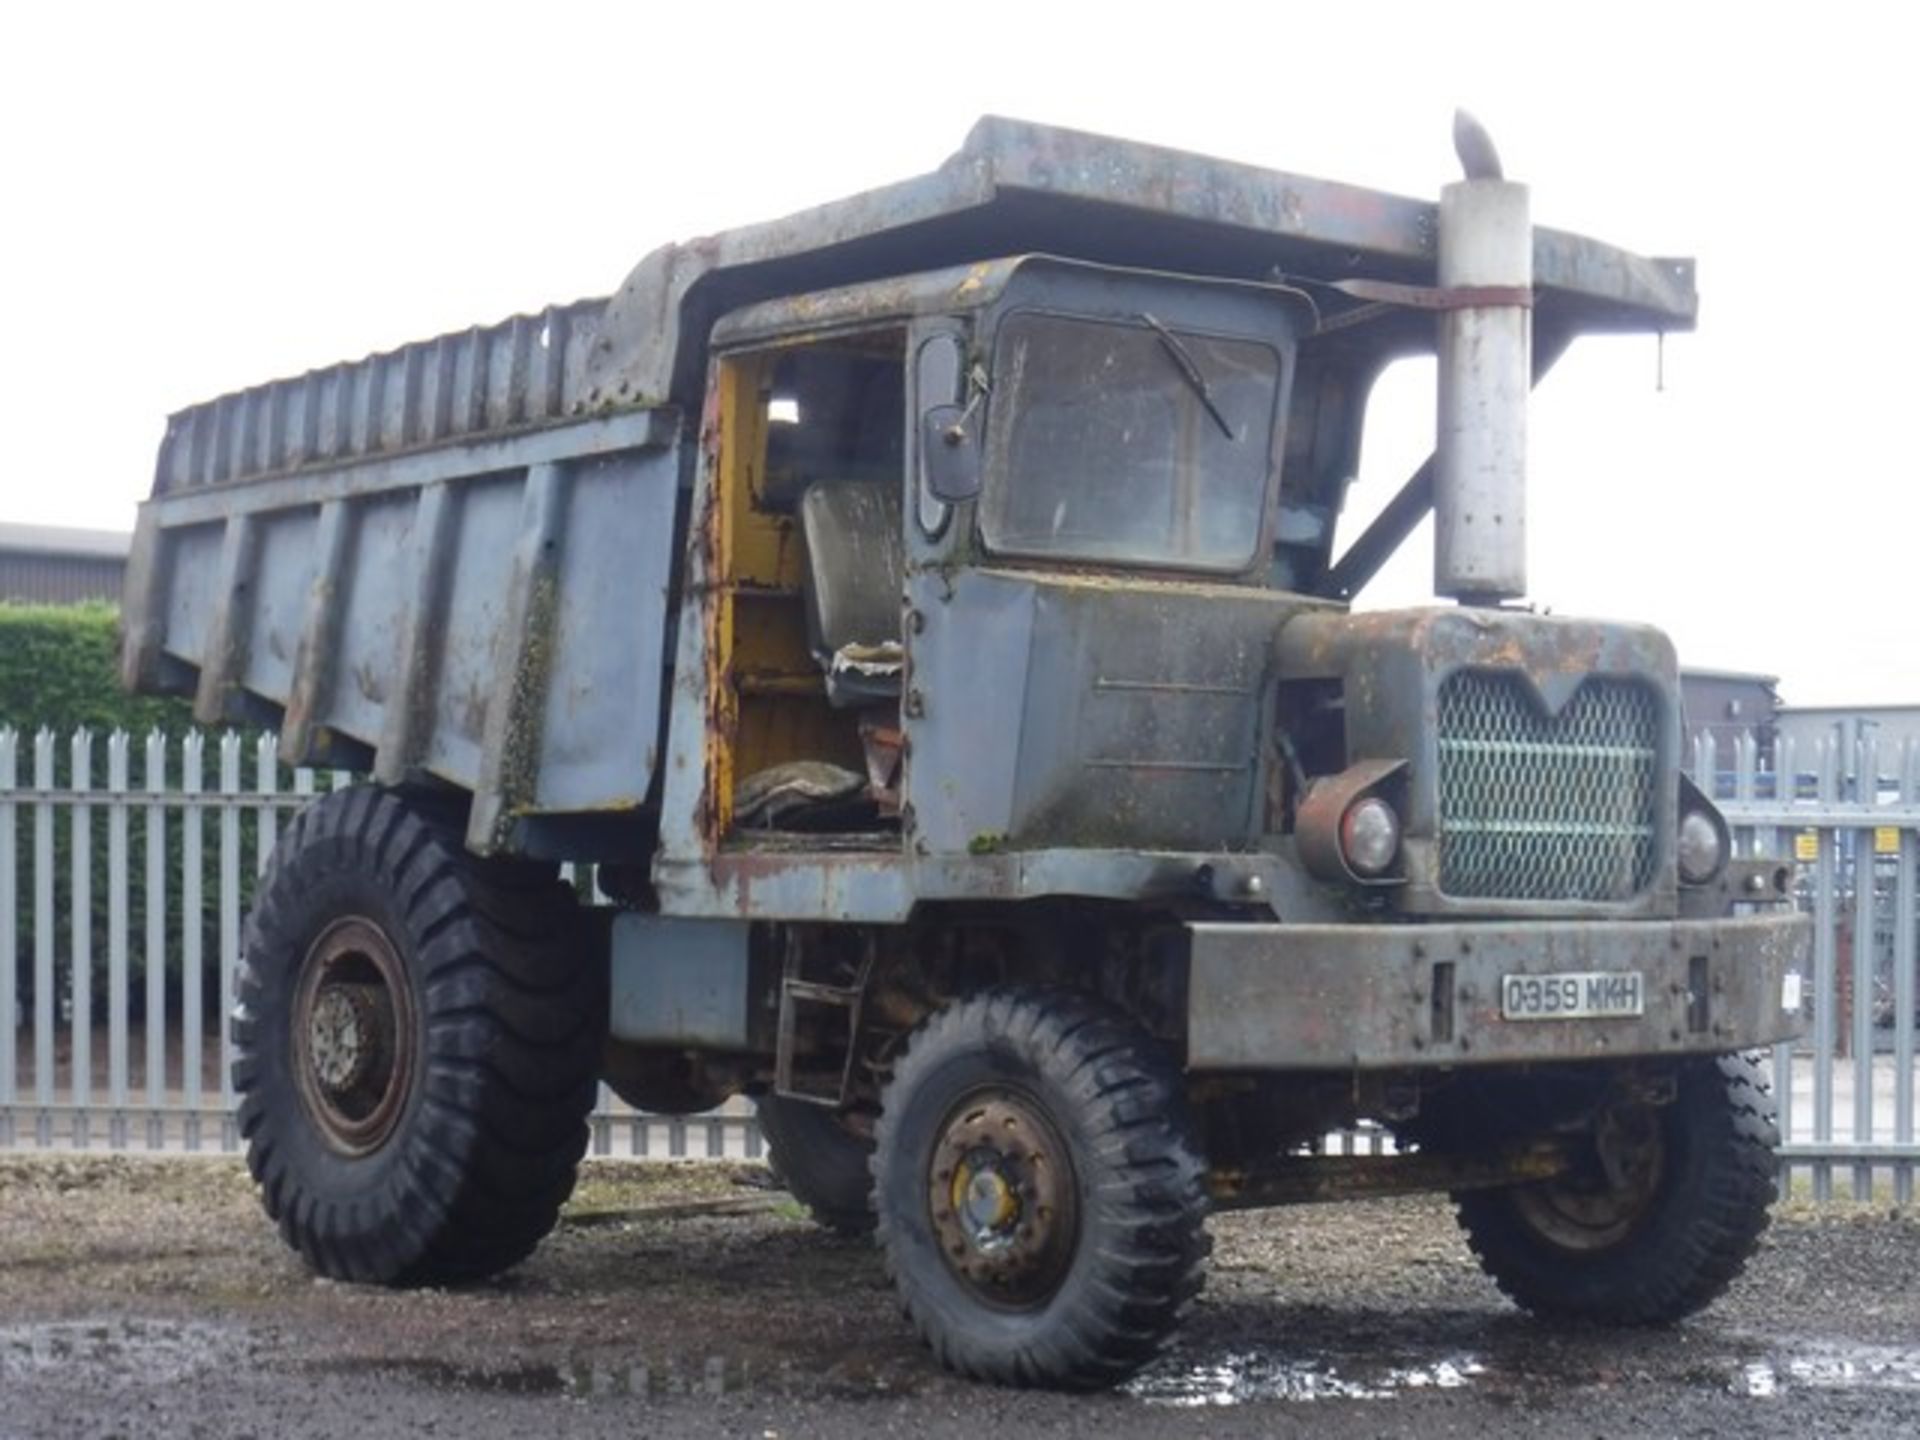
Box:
1341, 797, 1402, 878
1677, 806, 1728, 885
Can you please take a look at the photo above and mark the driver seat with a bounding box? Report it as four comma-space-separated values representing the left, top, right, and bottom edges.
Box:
798, 480, 905, 709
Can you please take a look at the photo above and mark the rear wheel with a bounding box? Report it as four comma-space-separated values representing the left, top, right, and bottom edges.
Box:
872, 987, 1208, 1389
1454, 1053, 1777, 1323
234, 785, 604, 1285
754, 1095, 876, 1236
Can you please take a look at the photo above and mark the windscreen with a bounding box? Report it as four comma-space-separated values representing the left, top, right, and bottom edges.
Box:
979, 312, 1281, 572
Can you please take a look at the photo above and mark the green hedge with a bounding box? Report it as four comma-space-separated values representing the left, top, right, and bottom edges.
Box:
0, 603, 193, 742
3, 603, 213, 1026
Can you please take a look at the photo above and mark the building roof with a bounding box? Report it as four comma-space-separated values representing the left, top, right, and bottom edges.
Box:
0, 521, 132, 561
1680, 666, 1781, 686
1778, 703, 1920, 717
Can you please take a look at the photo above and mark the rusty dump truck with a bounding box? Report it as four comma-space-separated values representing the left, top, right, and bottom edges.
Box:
123, 114, 1808, 1388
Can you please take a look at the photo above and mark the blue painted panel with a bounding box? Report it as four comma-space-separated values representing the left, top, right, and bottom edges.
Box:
608, 914, 751, 1048
239, 509, 316, 703
424, 475, 521, 784
160, 524, 223, 667
328, 492, 414, 741
535, 447, 678, 813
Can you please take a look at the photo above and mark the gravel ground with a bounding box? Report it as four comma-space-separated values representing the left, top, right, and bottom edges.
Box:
1, 1154, 1916, 1439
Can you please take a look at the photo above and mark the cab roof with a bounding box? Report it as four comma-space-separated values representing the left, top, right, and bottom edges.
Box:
591, 115, 1697, 407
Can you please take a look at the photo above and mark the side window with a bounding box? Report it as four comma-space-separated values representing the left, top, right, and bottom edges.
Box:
761, 344, 904, 508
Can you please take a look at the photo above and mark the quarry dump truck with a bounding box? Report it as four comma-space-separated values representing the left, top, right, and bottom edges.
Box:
123, 113, 1809, 1389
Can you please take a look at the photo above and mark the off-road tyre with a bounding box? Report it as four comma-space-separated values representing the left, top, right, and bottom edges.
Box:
755, 1095, 877, 1236
233, 785, 603, 1286
873, 986, 1209, 1389
1455, 1052, 1778, 1324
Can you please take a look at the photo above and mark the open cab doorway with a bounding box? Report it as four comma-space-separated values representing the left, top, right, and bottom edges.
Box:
705, 327, 910, 851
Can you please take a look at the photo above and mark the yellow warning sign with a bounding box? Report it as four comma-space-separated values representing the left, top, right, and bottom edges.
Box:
1794, 831, 1820, 862
1876, 826, 1902, 856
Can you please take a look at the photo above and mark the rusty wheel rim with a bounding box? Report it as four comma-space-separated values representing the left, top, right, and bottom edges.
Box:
1513, 1103, 1665, 1251
291, 916, 416, 1157
927, 1088, 1078, 1309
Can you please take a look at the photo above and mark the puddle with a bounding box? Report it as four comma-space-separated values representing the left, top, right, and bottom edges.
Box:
1128, 1348, 1486, 1406
1133, 1333, 1920, 1408
0, 1319, 253, 1384
1731, 1344, 1920, 1398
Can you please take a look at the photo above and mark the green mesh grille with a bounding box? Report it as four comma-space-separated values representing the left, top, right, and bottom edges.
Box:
1436, 673, 1661, 902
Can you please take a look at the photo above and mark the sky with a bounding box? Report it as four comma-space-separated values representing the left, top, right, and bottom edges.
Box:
1, 1, 1912, 706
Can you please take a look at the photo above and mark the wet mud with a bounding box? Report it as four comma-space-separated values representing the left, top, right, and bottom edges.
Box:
1, 1155, 1915, 1438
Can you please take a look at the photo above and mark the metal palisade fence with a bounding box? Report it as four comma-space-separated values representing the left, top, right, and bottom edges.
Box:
1698, 731, 1919, 1204
0, 728, 758, 1162
3, 724, 1917, 1196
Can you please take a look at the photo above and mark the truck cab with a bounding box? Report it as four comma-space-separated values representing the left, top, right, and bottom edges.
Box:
664, 257, 1318, 869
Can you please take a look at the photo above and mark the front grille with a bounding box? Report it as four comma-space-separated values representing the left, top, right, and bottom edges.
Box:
1436, 672, 1661, 902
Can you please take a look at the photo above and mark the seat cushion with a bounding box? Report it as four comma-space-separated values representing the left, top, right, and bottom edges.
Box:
799, 481, 905, 661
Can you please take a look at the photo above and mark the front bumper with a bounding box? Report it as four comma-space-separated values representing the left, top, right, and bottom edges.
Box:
1185, 911, 1809, 1071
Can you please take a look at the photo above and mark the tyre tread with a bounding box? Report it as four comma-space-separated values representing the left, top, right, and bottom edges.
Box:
1455, 1052, 1778, 1325
233, 784, 603, 1288
873, 985, 1207, 1390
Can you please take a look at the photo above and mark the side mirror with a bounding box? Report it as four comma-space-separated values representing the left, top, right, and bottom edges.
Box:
916, 332, 980, 508
920, 403, 981, 502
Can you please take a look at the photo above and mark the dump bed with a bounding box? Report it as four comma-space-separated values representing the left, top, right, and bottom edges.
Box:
122, 115, 1697, 858
122, 401, 682, 856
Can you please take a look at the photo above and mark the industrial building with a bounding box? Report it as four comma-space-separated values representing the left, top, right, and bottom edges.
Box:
0, 522, 131, 605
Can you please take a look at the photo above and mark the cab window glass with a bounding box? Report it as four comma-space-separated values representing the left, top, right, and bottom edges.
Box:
979, 313, 1279, 571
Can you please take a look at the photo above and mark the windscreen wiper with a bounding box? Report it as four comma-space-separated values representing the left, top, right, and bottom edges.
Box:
1140, 312, 1235, 440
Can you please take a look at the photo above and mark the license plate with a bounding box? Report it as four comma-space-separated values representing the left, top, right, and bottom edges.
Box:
1500, 970, 1645, 1021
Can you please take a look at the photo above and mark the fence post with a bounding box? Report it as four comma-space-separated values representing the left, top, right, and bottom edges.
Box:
1897, 738, 1917, 1207
1811, 736, 1838, 1201
219, 732, 242, 1151
33, 729, 54, 1148
1773, 732, 1797, 1189
108, 732, 129, 1148
69, 730, 92, 1149
1851, 730, 1878, 1200
1, 730, 16, 1148
183, 733, 204, 1152
145, 731, 169, 1150
255, 733, 278, 875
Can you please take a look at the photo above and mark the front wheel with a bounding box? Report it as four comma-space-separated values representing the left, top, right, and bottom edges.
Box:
872, 987, 1209, 1389
1455, 1052, 1778, 1324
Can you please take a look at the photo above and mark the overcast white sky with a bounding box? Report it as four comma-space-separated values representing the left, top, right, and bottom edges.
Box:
1, 1, 1912, 705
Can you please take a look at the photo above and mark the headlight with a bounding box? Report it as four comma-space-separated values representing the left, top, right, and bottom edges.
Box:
1677, 808, 1727, 885
1341, 797, 1401, 877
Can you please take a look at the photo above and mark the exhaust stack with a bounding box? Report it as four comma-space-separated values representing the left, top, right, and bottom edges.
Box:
1435, 110, 1531, 605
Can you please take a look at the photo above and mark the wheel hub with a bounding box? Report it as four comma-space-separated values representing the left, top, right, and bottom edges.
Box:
928, 1091, 1077, 1307
1514, 1101, 1666, 1250
308, 984, 386, 1095
292, 917, 415, 1156
959, 1162, 1020, 1244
